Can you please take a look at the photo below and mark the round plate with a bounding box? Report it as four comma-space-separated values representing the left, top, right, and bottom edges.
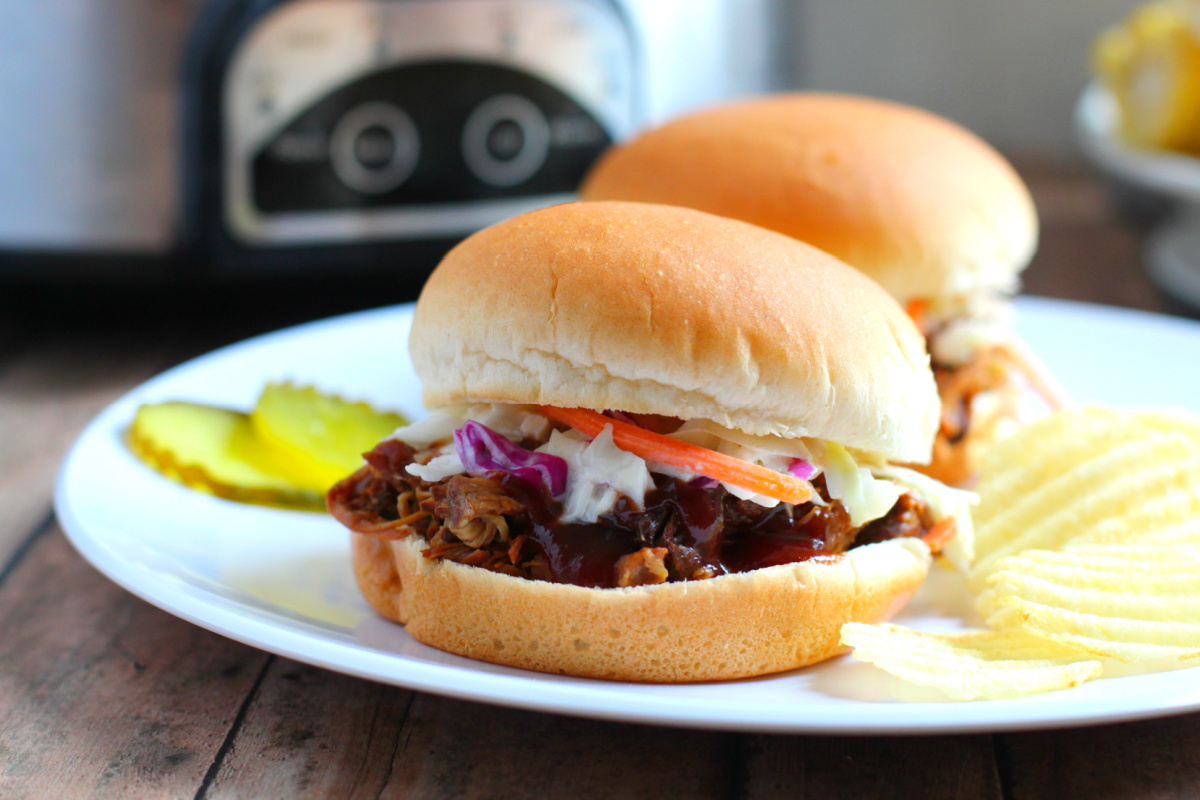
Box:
56, 298, 1200, 734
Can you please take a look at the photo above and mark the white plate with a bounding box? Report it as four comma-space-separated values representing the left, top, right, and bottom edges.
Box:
56, 297, 1200, 734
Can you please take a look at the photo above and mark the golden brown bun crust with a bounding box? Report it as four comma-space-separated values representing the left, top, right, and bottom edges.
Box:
351, 533, 407, 623
351, 534, 931, 682
410, 201, 939, 463
580, 93, 1038, 305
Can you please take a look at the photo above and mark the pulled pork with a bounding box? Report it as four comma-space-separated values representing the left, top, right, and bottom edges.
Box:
921, 341, 1018, 486
614, 547, 669, 587
328, 437, 934, 589
429, 477, 522, 548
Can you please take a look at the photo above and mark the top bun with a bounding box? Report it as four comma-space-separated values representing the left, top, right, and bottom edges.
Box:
580, 93, 1038, 306
410, 201, 939, 463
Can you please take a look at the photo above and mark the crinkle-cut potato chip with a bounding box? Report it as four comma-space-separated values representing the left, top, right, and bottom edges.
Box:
1138, 516, 1200, 544
1133, 410, 1200, 444
1066, 491, 1200, 547
974, 408, 1128, 524
975, 407, 1117, 474
974, 438, 1190, 556
989, 597, 1200, 662
1002, 545, 1200, 571
985, 545, 1200, 662
1063, 542, 1200, 560
970, 440, 1200, 587
990, 567, 1200, 619
973, 407, 1200, 528
969, 407, 1200, 586
839, 623, 1102, 700
862, 409, 1200, 697
972, 435, 1194, 555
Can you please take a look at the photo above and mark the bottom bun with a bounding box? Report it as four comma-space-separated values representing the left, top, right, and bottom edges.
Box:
351, 534, 931, 682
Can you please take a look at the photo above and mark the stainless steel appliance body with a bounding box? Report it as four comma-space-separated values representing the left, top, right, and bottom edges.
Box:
0, 0, 781, 282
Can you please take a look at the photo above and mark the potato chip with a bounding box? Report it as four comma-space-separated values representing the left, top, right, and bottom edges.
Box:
970, 435, 1200, 586
990, 596, 1200, 662
989, 567, 1200, 618
974, 429, 1196, 552
1132, 410, 1200, 445
1067, 490, 1200, 546
869, 408, 1200, 696
1063, 542, 1200, 560
839, 622, 1102, 700
986, 545, 1200, 662
973, 408, 1200, 549
1141, 516, 1200, 544
974, 408, 1127, 524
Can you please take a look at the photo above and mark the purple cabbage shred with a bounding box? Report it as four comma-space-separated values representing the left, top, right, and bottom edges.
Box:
453, 420, 568, 498
787, 458, 818, 481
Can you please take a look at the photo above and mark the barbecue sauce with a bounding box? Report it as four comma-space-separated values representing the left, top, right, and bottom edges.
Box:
330, 440, 933, 590
498, 473, 851, 588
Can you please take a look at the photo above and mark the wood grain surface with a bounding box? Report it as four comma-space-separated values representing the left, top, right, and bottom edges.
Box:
0, 164, 1196, 798
0, 332, 174, 568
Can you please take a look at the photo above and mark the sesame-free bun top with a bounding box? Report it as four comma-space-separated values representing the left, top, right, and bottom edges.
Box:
580, 93, 1038, 306
410, 201, 939, 463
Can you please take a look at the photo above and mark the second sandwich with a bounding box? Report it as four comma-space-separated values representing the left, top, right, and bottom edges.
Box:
581, 93, 1068, 485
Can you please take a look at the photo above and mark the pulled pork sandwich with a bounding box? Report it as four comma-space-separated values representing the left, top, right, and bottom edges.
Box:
580, 93, 1069, 485
328, 201, 974, 682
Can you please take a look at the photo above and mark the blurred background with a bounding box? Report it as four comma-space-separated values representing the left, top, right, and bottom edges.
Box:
0, 0, 1195, 337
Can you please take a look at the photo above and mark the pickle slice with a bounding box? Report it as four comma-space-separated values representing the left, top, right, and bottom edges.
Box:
129, 402, 325, 510
250, 382, 407, 490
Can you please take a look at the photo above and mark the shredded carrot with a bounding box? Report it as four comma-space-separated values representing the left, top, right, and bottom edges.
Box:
922, 517, 957, 553
539, 406, 814, 505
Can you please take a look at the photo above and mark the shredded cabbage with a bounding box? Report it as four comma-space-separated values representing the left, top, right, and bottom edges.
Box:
873, 464, 978, 570
454, 420, 568, 496
469, 403, 551, 443
405, 449, 466, 482
930, 317, 1010, 366
537, 424, 654, 523
391, 403, 550, 447
395, 404, 551, 482
394, 406, 963, 542
668, 420, 818, 508
671, 419, 815, 460
669, 420, 902, 521
809, 441, 903, 526
389, 406, 469, 448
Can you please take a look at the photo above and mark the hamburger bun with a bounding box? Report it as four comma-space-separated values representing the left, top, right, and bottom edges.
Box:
340, 200, 949, 682
580, 93, 1038, 307
410, 201, 939, 464
352, 532, 931, 681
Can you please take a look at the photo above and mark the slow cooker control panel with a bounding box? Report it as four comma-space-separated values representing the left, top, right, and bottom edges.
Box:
223, 0, 635, 246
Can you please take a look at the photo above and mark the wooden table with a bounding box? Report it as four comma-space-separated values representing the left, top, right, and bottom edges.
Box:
1, 164, 1197, 799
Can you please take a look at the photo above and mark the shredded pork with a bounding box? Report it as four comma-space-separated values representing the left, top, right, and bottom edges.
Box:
328, 433, 935, 589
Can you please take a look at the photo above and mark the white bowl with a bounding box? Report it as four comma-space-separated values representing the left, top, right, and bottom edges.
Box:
1075, 82, 1200, 311
1075, 81, 1200, 201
